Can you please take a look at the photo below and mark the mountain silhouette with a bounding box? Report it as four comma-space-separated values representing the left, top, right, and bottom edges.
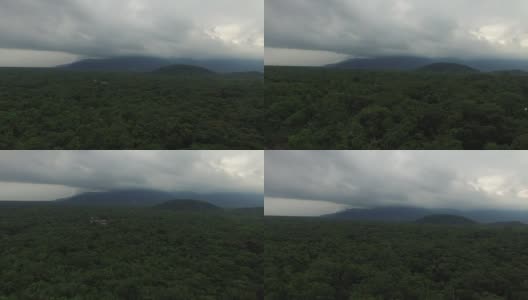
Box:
326, 206, 431, 222
57, 189, 174, 206
327, 56, 528, 72
324, 206, 528, 223
154, 64, 215, 76
418, 63, 479, 73
415, 214, 477, 225
155, 199, 221, 212
327, 56, 432, 70
54, 189, 263, 208
59, 56, 263, 73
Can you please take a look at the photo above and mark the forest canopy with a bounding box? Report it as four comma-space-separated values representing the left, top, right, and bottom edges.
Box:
0, 206, 263, 299
0, 68, 264, 150
265, 217, 528, 300
264, 66, 528, 150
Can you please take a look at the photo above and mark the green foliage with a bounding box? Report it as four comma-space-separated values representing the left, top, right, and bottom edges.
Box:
264, 67, 528, 149
0, 207, 263, 299
265, 217, 528, 300
0, 68, 264, 149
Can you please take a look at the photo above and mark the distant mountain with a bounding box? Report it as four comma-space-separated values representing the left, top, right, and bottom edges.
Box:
415, 214, 477, 225
463, 210, 528, 223
155, 199, 221, 212
327, 56, 528, 72
466, 59, 528, 72
59, 56, 263, 73
154, 64, 215, 76
326, 206, 432, 222
418, 63, 478, 73
327, 56, 433, 70
169, 191, 264, 208
325, 206, 528, 223
57, 189, 174, 206
55, 189, 263, 208
59, 56, 170, 72
185, 58, 263, 73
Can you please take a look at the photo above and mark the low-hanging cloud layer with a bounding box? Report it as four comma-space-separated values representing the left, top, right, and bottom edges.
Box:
265, 151, 528, 216
265, 0, 528, 65
0, 0, 263, 67
0, 151, 263, 201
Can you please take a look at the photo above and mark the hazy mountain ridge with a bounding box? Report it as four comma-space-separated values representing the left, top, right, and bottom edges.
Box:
56, 189, 174, 206
53, 189, 263, 208
415, 214, 477, 225
324, 206, 528, 223
154, 199, 221, 211
327, 56, 433, 70
154, 64, 216, 75
59, 56, 263, 73
327, 56, 528, 72
418, 63, 479, 73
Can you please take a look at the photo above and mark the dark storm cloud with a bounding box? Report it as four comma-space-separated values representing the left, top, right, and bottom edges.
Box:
265, 151, 528, 215
0, 151, 263, 200
265, 0, 528, 65
0, 0, 263, 66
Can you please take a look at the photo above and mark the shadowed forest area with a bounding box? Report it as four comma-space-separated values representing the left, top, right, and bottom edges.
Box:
0, 68, 264, 150
265, 217, 528, 300
0, 206, 263, 299
264, 66, 528, 150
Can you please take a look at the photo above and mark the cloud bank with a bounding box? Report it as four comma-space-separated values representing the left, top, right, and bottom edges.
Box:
0, 0, 263, 66
0, 151, 263, 201
265, 0, 528, 65
265, 151, 528, 215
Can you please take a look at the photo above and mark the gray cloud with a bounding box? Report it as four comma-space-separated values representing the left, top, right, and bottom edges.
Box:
0, 151, 263, 201
265, 0, 528, 65
0, 0, 263, 66
265, 151, 528, 215
0, 49, 79, 67
265, 197, 349, 216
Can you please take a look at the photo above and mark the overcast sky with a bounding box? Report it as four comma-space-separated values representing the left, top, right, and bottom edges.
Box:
0, 0, 263, 67
265, 0, 528, 66
0, 151, 263, 201
265, 151, 528, 216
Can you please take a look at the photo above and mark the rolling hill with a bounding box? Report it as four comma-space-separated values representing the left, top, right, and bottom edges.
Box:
154, 64, 215, 76
324, 206, 528, 223
415, 214, 477, 225
57, 189, 174, 206
58, 56, 169, 72
325, 206, 432, 222
327, 56, 433, 70
326, 56, 528, 72
418, 63, 478, 73
169, 191, 264, 208
155, 199, 221, 212
59, 56, 263, 73
53, 189, 263, 208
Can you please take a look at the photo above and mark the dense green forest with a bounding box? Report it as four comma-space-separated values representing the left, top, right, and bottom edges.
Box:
0, 206, 263, 299
265, 217, 528, 300
265, 66, 528, 149
0, 68, 264, 149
